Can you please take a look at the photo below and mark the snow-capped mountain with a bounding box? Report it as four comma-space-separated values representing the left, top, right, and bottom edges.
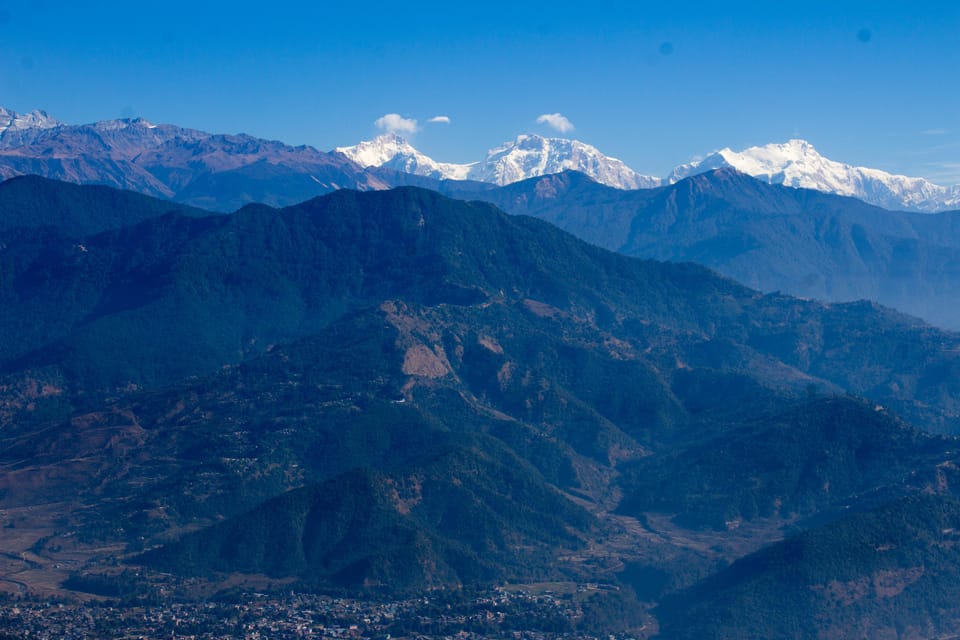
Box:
336, 133, 473, 181
668, 139, 960, 213
471, 134, 661, 189
336, 133, 661, 190
343, 134, 960, 210
0, 107, 62, 148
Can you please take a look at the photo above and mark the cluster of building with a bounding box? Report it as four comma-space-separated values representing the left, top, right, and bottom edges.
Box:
0, 586, 649, 639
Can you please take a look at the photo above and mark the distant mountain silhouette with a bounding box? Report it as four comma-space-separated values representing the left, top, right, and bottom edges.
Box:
0, 113, 387, 210
449, 169, 960, 329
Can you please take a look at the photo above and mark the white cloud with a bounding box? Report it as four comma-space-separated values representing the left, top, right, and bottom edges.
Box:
428, 115, 451, 124
921, 128, 949, 136
536, 113, 574, 134
375, 113, 418, 134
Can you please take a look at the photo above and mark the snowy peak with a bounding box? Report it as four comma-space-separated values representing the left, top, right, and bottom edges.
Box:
336, 132, 417, 167
471, 134, 660, 189
0, 108, 63, 151
336, 133, 473, 181
716, 139, 823, 178
0, 107, 61, 134
0, 107, 62, 145
336, 132, 661, 190
669, 139, 960, 213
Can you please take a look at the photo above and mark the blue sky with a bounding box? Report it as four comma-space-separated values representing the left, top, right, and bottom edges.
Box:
2, 1, 959, 182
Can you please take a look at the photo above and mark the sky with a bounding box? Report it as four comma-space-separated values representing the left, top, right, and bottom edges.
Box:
2, 1, 959, 183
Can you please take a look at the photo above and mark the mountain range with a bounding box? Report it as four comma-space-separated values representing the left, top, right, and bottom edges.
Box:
454, 169, 960, 330
340, 131, 960, 213
3, 182, 960, 638
0, 107, 387, 211
337, 132, 662, 190
668, 138, 960, 213
3, 106, 960, 333
2, 106, 958, 213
